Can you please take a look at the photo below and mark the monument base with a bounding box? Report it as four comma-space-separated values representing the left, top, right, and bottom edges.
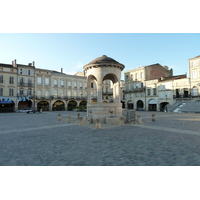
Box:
87, 103, 122, 124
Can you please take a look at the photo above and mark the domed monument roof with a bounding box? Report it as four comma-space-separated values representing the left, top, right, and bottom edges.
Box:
88, 55, 119, 65
84, 55, 125, 71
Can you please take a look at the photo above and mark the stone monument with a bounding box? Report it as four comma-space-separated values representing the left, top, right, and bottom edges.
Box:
83, 55, 125, 124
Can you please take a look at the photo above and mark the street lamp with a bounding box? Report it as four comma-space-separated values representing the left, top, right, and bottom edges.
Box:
33, 91, 36, 108
165, 94, 168, 112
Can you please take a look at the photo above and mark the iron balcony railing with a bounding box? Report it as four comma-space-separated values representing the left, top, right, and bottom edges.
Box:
124, 87, 145, 93
18, 82, 34, 87
31, 96, 88, 100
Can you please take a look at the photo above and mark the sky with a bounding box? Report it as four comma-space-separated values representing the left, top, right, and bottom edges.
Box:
1, 33, 200, 79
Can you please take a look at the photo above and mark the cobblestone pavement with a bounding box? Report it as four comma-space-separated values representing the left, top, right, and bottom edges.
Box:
1, 111, 200, 166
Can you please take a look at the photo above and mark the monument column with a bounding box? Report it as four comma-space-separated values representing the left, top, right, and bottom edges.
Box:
115, 82, 121, 103
87, 82, 91, 103
97, 83, 102, 103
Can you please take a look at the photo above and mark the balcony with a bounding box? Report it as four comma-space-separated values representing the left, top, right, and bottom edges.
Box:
124, 87, 145, 93
102, 92, 113, 95
173, 94, 191, 99
35, 96, 88, 100
18, 82, 34, 87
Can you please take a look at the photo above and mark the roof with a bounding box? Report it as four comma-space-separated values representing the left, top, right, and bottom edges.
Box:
124, 63, 162, 73
87, 55, 120, 65
0, 63, 13, 68
188, 55, 200, 60
158, 74, 187, 82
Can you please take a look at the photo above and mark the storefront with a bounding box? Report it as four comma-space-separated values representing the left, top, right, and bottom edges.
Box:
0, 98, 15, 113
148, 99, 157, 111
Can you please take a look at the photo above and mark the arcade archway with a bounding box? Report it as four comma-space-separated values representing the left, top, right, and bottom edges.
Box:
137, 100, 144, 110
52, 100, 65, 111
37, 101, 49, 111
67, 100, 77, 111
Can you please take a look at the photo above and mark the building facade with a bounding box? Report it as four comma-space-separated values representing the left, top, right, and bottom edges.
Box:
188, 55, 200, 100
0, 60, 94, 112
123, 54, 200, 111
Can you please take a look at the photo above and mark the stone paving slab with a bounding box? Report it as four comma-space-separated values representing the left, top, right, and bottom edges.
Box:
1, 111, 200, 166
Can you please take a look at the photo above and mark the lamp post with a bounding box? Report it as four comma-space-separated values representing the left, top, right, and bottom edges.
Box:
166, 94, 168, 112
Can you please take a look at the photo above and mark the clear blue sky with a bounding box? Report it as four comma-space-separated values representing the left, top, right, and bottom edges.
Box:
0, 33, 200, 78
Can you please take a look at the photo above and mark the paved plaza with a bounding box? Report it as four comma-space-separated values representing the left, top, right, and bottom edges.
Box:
1, 110, 200, 166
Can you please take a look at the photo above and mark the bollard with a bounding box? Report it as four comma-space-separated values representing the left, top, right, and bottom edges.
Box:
57, 114, 61, 121
79, 117, 84, 126
77, 113, 80, 119
96, 119, 101, 129
67, 116, 71, 123
137, 115, 142, 124
152, 114, 156, 122
119, 116, 124, 126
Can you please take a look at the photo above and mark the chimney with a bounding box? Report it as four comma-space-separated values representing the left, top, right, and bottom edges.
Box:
12, 59, 17, 67
32, 61, 35, 66
61, 68, 63, 73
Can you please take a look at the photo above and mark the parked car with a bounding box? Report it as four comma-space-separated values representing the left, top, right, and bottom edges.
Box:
16, 107, 34, 113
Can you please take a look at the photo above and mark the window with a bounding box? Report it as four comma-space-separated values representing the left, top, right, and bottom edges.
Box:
0, 75, 3, 83
9, 77, 14, 84
28, 78, 32, 86
91, 82, 94, 88
20, 69, 23, 74
0, 88, 3, 96
54, 89, 58, 97
61, 90, 64, 97
135, 73, 138, 80
74, 81, 77, 88
147, 89, 151, 96
68, 81, 71, 87
37, 77, 42, 85
9, 88, 14, 96
80, 82, 83, 88
45, 78, 50, 86
61, 80, 64, 87
153, 88, 157, 95
37, 90, 42, 97
20, 89, 24, 96
27, 88, 32, 96
20, 78, 24, 86
45, 90, 49, 97
54, 80, 58, 87
140, 72, 143, 79
192, 87, 198, 96
192, 71, 197, 79
28, 70, 31, 75
68, 90, 71, 97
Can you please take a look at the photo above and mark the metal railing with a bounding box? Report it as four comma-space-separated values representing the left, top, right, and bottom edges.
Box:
18, 82, 34, 87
